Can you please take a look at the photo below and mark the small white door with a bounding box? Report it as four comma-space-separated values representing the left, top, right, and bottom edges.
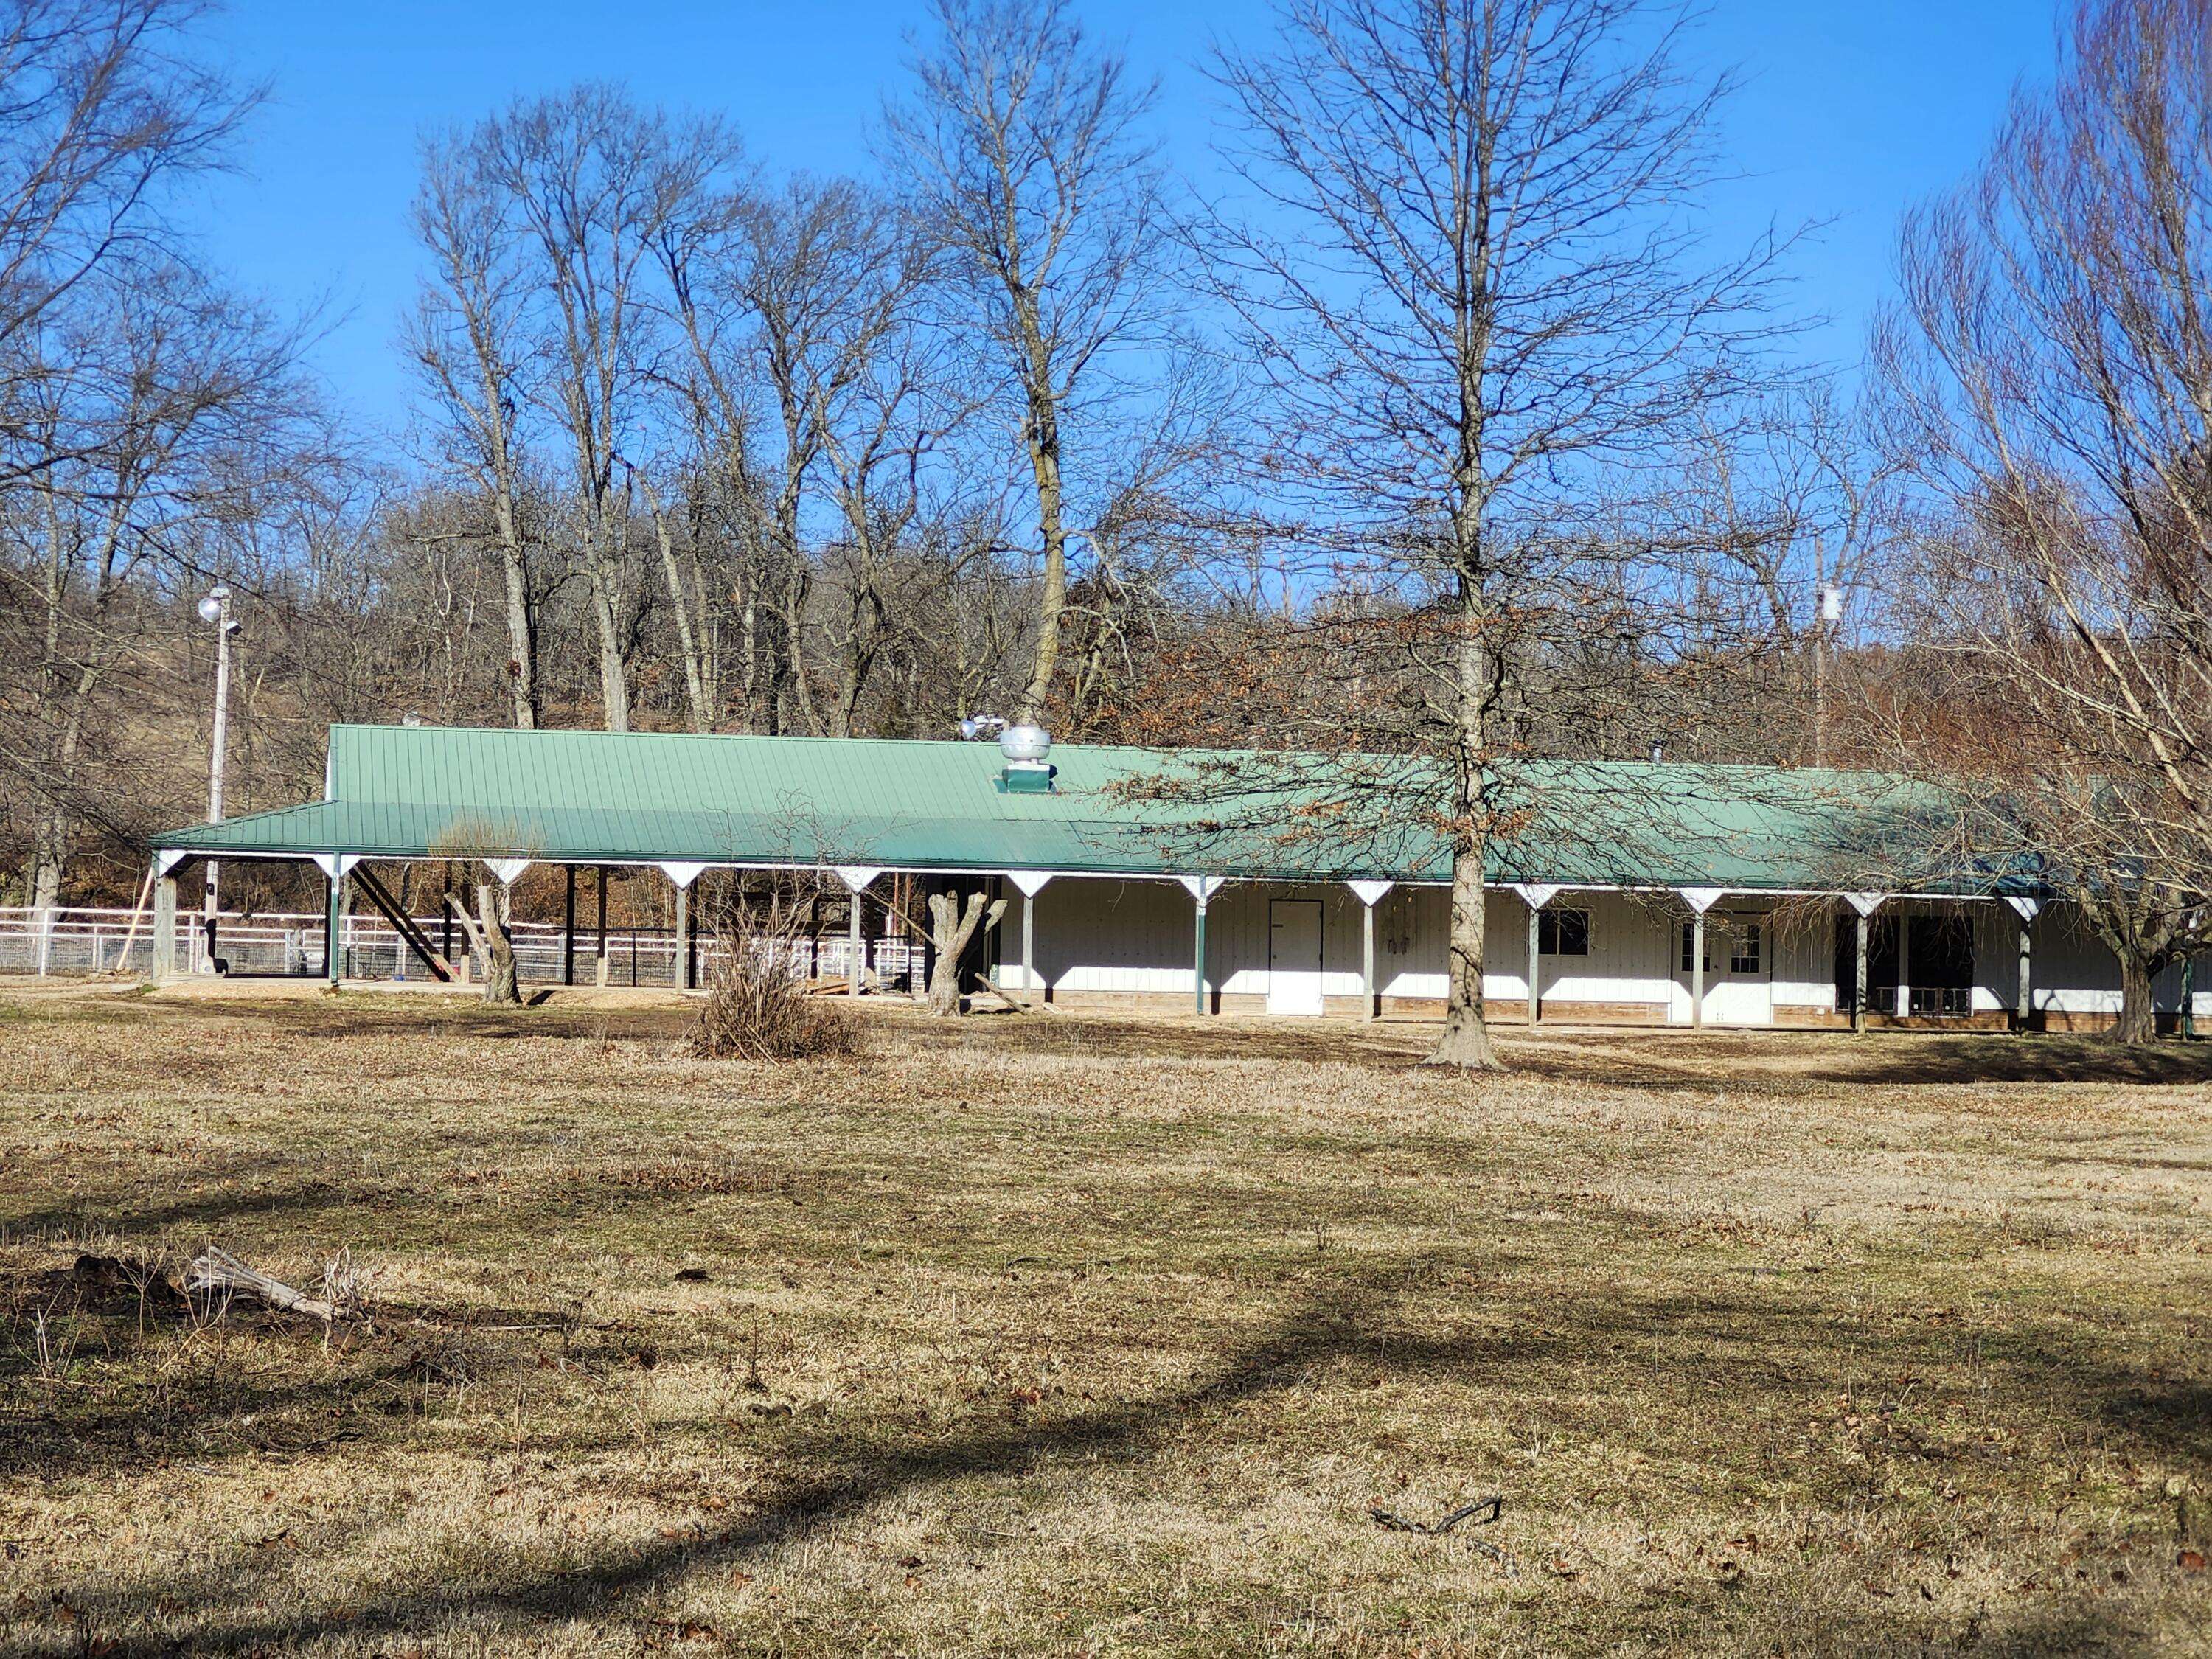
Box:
1268, 900, 1326, 1015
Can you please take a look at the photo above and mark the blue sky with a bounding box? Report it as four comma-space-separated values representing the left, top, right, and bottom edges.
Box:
196, 1, 2057, 439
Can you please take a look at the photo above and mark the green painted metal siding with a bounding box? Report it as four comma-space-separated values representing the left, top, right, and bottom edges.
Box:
149, 723, 1992, 893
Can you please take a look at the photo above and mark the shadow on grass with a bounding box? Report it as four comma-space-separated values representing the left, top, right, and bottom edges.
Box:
58, 987, 2212, 1090
949, 1009, 2212, 1091
0, 1171, 345, 1248
59, 1257, 2211, 1655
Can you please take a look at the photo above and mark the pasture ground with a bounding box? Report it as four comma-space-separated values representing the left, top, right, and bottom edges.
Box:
1, 981, 2209, 1655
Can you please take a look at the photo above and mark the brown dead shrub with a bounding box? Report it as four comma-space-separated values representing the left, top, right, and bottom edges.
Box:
686, 871, 862, 1062
688, 947, 859, 1062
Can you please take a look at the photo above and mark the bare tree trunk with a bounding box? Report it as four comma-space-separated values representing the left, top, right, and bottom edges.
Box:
2115, 952, 2157, 1046
582, 540, 631, 733
636, 469, 711, 731
1429, 577, 1498, 1068
925, 888, 1005, 1016
779, 557, 821, 736
445, 883, 519, 1004
1015, 330, 1068, 724
888, 5, 1169, 731
28, 806, 65, 911
493, 481, 538, 728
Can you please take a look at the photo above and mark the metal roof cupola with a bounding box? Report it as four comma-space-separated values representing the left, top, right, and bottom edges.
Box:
998, 723, 1054, 794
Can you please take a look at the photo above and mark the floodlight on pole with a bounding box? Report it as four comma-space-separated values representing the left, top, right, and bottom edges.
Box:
1813, 572, 1844, 767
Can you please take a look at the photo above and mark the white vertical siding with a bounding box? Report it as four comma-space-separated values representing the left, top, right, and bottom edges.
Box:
1769, 906, 1838, 1011
1537, 891, 1675, 1009
1010, 878, 1374, 998
1006, 877, 2196, 1022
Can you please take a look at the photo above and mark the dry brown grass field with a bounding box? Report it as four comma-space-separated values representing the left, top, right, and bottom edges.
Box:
1, 982, 2210, 1656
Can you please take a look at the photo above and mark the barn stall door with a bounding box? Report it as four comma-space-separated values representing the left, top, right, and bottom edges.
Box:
1267, 899, 1326, 1015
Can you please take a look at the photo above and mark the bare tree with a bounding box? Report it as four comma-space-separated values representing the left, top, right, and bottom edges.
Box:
1879, 0, 2212, 1042
732, 176, 926, 735
652, 180, 783, 731
1672, 382, 1901, 762
886, 0, 1176, 726
480, 85, 736, 733
1199, 0, 1787, 1068
407, 132, 545, 729
0, 0, 257, 476
0, 265, 329, 908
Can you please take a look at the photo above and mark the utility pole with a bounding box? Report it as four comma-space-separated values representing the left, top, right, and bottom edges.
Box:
198, 585, 237, 969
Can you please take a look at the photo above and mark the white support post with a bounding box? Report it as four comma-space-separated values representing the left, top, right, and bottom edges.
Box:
1676, 888, 1725, 1029
1526, 901, 1540, 1027
1855, 911, 1870, 1034
2007, 897, 2042, 1032
1006, 872, 1057, 1008
33, 905, 52, 977
659, 861, 707, 993
1178, 876, 1222, 1015
1347, 881, 1392, 1022
1192, 893, 1209, 1015
1843, 894, 1885, 1034
1896, 908, 1913, 1020
1691, 912, 1705, 1029
832, 867, 883, 999
1507, 885, 1562, 1027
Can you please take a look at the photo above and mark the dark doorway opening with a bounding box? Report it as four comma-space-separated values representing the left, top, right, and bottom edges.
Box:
1907, 913, 1976, 1016
1835, 915, 1898, 1015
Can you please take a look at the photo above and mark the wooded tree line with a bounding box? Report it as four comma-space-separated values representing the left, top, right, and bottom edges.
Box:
3, 0, 2208, 1054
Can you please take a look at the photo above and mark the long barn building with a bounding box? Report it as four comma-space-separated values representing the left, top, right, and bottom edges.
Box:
147, 723, 2199, 1032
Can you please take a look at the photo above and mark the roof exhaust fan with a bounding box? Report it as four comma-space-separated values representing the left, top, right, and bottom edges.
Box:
998, 723, 1054, 793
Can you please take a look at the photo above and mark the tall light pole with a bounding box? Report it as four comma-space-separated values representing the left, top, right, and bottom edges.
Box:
1814, 572, 1844, 768
197, 585, 237, 969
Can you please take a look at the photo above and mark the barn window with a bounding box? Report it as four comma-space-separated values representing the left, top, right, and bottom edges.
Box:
1730, 923, 1761, 975
1538, 908, 1588, 956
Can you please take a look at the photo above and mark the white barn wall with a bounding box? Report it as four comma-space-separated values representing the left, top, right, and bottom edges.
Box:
1769, 907, 1838, 1012
1534, 891, 1674, 1011
2027, 906, 2120, 1015
1006, 879, 1374, 1000
998, 877, 2205, 1026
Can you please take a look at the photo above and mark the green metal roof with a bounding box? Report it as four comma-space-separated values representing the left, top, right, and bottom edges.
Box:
149, 723, 1994, 893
